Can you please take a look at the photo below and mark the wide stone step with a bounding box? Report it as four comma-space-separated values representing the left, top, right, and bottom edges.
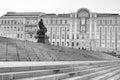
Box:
13, 63, 120, 80
62, 64, 120, 80
88, 67, 120, 80
106, 72, 120, 80
0, 63, 107, 80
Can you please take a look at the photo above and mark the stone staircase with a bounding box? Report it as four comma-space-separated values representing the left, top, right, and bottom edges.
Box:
0, 61, 120, 80
0, 37, 118, 61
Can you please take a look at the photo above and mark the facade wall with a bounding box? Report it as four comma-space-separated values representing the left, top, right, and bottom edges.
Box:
0, 8, 120, 52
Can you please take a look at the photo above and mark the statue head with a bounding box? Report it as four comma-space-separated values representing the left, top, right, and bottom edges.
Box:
40, 19, 43, 23
38, 18, 47, 33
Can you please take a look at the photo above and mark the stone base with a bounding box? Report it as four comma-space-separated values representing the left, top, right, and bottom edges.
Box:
36, 35, 50, 45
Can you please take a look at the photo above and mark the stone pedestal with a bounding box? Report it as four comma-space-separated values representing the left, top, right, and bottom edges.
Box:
36, 32, 49, 44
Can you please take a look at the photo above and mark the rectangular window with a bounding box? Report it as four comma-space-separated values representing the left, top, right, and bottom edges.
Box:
67, 42, 69, 46
65, 20, 67, 24
57, 42, 59, 46
105, 20, 107, 25
77, 34, 79, 39
72, 23, 75, 32
72, 42, 74, 47
21, 34, 23, 38
67, 34, 69, 39
60, 20, 62, 24
17, 34, 19, 38
100, 20, 102, 25
62, 34, 64, 39
56, 20, 58, 24
76, 42, 79, 46
110, 20, 112, 25
57, 35, 59, 39
52, 34, 55, 39
62, 42, 64, 46
72, 34, 74, 39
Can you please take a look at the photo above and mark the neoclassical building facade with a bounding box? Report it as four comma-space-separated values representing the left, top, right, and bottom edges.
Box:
0, 8, 120, 52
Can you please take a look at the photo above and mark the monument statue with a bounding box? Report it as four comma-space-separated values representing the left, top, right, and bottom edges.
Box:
35, 19, 49, 44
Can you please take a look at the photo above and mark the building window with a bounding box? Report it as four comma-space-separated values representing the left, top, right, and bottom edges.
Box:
76, 42, 79, 46
4, 20, 6, 24
57, 42, 59, 46
8, 20, 9, 24
1, 20, 3, 24
67, 34, 69, 39
62, 42, 64, 46
55, 20, 58, 24
21, 34, 23, 38
65, 20, 67, 24
60, 20, 62, 24
17, 34, 19, 38
72, 34, 74, 39
72, 42, 74, 47
67, 42, 69, 46
100, 20, 102, 25
52, 34, 55, 39
81, 19, 85, 24
62, 34, 64, 39
14, 21, 17, 24
57, 35, 59, 39
77, 34, 79, 39
72, 24, 75, 32
105, 20, 107, 25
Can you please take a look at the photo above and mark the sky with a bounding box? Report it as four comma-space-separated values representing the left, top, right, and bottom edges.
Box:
0, 0, 120, 16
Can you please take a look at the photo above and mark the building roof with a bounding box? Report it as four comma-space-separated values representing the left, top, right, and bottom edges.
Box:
2, 12, 45, 17
58, 14, 71, 17
41, 13, 71, 18
97, 13, 120, 17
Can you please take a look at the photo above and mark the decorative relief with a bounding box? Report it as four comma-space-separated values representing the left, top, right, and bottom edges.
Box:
78, 11, 89, 18
77, 8, 90, 18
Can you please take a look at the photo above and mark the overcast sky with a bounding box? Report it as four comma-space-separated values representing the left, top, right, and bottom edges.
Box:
0, 0, 120, 16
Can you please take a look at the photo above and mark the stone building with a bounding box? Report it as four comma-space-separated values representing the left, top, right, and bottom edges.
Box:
1, 8, 120, 52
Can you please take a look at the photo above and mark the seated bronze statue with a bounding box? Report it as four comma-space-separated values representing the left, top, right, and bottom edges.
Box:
35, 19, 49, 44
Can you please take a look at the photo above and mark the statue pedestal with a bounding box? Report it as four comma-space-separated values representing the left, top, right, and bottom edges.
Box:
36, 35, 50, 44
